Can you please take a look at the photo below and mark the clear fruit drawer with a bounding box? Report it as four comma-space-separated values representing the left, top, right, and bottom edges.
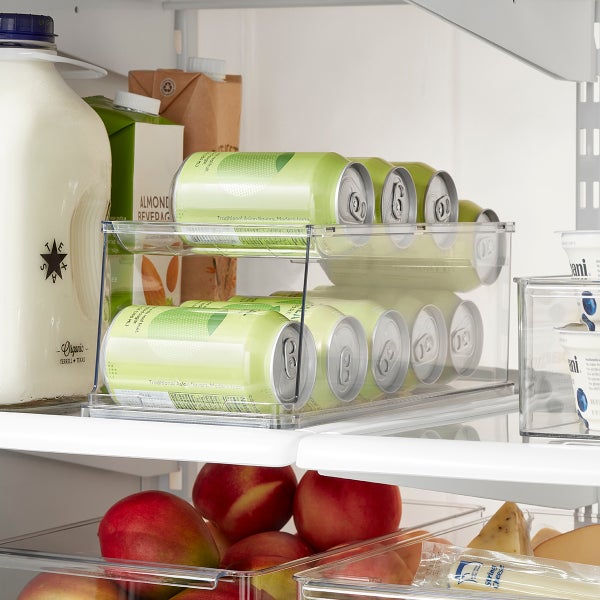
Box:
296, 506, 600, 600
0, 500, 480, 600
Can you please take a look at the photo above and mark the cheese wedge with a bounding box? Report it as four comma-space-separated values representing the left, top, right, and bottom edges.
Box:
531, 526, 561, 550
534, 523, 600, 566
467, 501, 533, 555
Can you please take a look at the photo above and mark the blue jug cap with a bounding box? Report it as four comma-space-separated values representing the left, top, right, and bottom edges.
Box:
0, 13, 56, 44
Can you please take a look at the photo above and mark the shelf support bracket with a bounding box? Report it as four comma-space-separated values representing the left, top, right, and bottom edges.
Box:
173, 9, 198, 71
576, 1, 600, 229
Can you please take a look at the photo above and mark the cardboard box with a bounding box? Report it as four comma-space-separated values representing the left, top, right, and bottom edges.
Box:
128, 69, 242, 301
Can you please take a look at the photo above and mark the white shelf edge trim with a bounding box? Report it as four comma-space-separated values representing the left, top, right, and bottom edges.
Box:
295, 433, 600, 508
163, 0, 407, 8
0, 413, 309, 466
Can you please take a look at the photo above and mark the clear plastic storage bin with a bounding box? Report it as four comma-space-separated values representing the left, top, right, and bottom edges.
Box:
89, 221, 514, 428
516, 275, 600, 439
296, 507, 600, 600
0, 500, 481, 600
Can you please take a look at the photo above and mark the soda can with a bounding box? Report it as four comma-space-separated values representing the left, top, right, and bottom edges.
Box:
392, 162, 458, 223
458, 199, 499, 223
372, 291, 449, 387
400, 424, 480, 441
320, 221, 509, 293
349, 157, 417, 224
100, 304, 317, 413
170, 151, 375, 254
348, 157, 417, 250
272, 289, 411, 399
392, 161, 458, 248
414, 290, 484, 382
211, 296, 369, 406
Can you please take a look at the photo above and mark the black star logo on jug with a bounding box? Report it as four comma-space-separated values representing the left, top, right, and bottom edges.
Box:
40, 239, 68, 283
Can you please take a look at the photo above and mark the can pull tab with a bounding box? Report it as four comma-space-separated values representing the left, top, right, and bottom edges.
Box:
451, 328, 472, 355
376, 339, 398, 377
348, 192, 367, 222
413, 333, 437, 364
338, 346, 353, 385
283, 338, 298, 379
434, 194, 451, 222
475, 235, 495, 260
391, 182, 406, 221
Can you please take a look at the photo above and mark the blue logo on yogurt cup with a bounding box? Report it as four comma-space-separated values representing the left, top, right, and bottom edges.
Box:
577, 387, 588, 412
582, 314, 596, 331
582, 291, 597, 317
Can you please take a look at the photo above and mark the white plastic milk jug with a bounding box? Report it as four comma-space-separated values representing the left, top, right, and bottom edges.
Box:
0, 14, 111, 404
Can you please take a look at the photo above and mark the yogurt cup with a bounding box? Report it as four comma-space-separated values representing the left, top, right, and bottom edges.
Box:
560, 230, 600, 280
557, 322, 600, 430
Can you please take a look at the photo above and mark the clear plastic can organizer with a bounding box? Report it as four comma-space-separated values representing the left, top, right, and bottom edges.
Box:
88, 220, 514, 429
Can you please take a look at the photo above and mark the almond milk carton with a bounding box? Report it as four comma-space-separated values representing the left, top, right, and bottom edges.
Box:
85, 92, 184, 316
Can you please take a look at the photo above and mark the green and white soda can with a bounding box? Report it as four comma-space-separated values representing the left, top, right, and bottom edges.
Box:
392, 161, 458, 249
210, 296, 368, 407
414, 290, 484, 382
100, 304, 317, 413
350, 157, 416, 221
392, 162, 458, 224
458, 199, 499, 223
373, 291, 449, 387
273, 289, 411, 399
171, 151, 375, 253
321, 221, 508, 293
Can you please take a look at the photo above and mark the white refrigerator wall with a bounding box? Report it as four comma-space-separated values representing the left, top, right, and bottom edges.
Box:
193, 5, 576, 370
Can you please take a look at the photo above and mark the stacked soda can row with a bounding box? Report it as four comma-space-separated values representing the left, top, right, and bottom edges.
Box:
99, 290, 484, 414
289, 286, 485, 392
170, 151, 498, 231
168, 152, 504, 289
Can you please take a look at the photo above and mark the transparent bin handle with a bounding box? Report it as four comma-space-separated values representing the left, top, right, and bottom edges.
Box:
13, 49, 107, 79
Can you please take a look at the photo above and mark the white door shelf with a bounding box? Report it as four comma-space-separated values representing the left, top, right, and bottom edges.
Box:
0, 412, 307, 466
0, 394, 598, 509
295, 432, 600, 510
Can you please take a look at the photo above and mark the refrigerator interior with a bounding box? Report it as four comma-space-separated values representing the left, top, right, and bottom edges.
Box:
0, 1, 593, 590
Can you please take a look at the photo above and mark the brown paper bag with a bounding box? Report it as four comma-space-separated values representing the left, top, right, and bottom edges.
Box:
129, 69, 241, 301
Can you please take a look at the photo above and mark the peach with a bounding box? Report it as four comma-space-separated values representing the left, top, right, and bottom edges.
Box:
17, 573, 123, 599
293, 471, 402, 551
170, 580, 276, 600
170, 586, 237, 600
394, 530, 451, 577
224, 554, 303, 600
205, 520, 233, 560
221, 531, 313, 568
192, 463, 297, 542
98, 490, 220, 600
318, 543, 414, 585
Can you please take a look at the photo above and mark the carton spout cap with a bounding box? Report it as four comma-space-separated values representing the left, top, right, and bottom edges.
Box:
114, 90, 161, 115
